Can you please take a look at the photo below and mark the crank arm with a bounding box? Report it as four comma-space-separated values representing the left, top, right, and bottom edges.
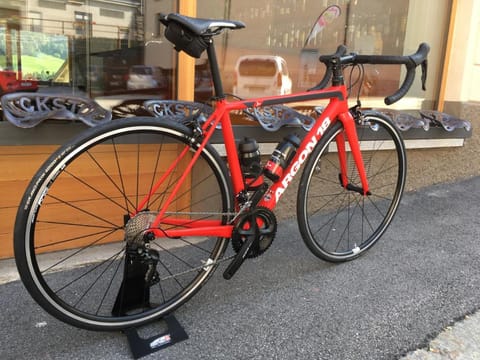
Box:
223, 235, 256, 280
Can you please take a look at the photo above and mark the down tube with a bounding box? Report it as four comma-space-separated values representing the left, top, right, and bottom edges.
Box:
259, 105, 338, 209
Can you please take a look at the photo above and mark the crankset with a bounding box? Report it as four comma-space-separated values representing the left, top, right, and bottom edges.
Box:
223, 207, 277, 280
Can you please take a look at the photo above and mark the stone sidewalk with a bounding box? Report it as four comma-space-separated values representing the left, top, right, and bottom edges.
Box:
402, 311, 480, 359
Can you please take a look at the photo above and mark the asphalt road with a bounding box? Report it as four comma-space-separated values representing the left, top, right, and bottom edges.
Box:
2, 176, 480, 360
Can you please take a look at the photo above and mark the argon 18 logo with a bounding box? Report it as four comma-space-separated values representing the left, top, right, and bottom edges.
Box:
274, 117, 331, 202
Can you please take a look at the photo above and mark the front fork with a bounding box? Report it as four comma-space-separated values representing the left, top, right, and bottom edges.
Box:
336, 110, 371, 196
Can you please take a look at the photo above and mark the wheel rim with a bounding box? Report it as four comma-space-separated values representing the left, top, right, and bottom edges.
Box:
301, 115, 405, 260
21, 122, 231, 328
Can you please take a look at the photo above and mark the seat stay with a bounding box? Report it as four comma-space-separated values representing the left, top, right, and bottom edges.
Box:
149, 112, 222, 229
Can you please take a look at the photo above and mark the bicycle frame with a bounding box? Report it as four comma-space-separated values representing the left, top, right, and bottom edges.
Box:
137, 84, 369, 240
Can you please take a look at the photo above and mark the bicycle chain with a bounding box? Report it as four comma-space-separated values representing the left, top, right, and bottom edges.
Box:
157, 254, 236, 282
150, 207, 277, 282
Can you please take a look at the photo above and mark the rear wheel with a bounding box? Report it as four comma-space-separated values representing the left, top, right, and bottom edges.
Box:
14, 117, 233, 330
297, 111, 406, 262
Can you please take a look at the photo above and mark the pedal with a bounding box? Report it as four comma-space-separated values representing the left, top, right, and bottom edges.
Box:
223, 235, 256, 280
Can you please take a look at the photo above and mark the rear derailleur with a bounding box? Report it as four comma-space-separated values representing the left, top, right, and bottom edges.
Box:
112, 212, 160, 316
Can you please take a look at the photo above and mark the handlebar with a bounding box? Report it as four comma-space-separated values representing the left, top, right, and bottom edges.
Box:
313, 45, 347, 90
311, 43, 430, 105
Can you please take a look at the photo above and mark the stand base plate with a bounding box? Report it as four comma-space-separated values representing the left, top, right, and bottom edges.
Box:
123, 314, 188, 359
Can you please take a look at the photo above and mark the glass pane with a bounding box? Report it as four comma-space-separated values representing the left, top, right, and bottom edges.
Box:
0, 1, 177, 117
198, 0, 450, 109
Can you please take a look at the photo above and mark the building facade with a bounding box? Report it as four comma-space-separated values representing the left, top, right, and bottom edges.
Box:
0, 0, 478, 258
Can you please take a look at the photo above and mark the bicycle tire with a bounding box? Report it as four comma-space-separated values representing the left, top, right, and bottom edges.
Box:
14, 116, 233, 331
297, 111, 406, 262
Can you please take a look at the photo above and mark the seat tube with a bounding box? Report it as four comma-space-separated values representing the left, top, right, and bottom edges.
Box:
219, 104, 244, 194
338, 111, 370, 195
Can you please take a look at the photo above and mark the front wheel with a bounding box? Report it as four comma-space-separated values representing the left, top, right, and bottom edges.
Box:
14, 117, 233, 331
297, 111, 406, 262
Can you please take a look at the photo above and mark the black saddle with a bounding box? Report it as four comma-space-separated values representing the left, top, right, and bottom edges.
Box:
160, 13, 245, 36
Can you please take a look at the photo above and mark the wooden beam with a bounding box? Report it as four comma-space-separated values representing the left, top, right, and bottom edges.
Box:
437, 0, 458, 112
177, 1, 196, 101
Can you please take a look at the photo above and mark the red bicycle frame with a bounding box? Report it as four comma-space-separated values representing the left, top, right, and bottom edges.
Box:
141, 84, 369, 239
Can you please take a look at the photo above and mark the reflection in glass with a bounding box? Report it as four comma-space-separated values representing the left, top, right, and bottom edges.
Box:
198, 0, 449, 109
0, 1, 177, 105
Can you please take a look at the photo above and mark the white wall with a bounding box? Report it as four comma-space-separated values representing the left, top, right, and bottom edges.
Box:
466, 0, 480, 101
404, 0, 451, 100
443, 0, 480, 103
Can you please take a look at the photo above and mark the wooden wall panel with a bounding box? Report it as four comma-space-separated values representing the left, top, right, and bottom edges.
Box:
1, 144, 190, 258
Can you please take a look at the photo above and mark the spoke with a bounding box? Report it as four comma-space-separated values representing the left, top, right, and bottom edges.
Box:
311, 191, 349, 237
111, 139, 134, 214
62, 169, 129, 213
46, 193, 120, 228
309, 189, 349, 222
149, 161, 179, 213
157, 254, 234, 282
366, 194, 390, 218
86, 147, 136, 212
41, 228, 120, 273
312, 174, 343, 186
333, 193, 361, 252
150, 241, 200, 271
356, 195, 377, 234
370, 181, 397, 193
54, 246, 125, 294
96, 252, 124, 315
369, 191, 394, 202
35, 228, 120, 250
368, 162, 399, 183
147, 142, 164, 210
157, 233, 215, 254
73, 249, 123, 308
147, 149, 214, 213
154, 253, 185, 289
308, 190, 349, 199
37, 219, 117, 230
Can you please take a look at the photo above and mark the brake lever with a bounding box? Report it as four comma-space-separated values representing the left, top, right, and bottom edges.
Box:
421, 59, 428, 91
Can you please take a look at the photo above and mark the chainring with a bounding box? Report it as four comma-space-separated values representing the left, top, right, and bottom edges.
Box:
231, 207, 277, 258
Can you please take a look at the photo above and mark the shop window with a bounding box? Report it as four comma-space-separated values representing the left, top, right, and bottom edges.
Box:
198, 0, 450, 109
0, 1, 177, 107
0, 0, 450, 122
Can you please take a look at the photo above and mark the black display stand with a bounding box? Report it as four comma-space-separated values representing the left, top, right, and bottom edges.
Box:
123, 314, 188, 359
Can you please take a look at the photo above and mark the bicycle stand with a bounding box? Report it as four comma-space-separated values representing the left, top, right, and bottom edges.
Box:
123, 314, 188, 359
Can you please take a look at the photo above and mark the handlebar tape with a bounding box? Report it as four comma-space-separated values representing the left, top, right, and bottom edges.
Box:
354, 43, 429, 105
309, 42, 430, 104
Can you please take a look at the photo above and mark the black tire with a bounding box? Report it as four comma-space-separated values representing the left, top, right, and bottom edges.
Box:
14, 117, 233, 330
297, 111, 406, 262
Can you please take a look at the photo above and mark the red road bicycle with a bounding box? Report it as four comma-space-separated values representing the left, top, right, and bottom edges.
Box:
14, 13, 429, 331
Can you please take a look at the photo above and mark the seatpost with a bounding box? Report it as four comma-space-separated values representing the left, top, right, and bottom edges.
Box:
206, 41, 225, 98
